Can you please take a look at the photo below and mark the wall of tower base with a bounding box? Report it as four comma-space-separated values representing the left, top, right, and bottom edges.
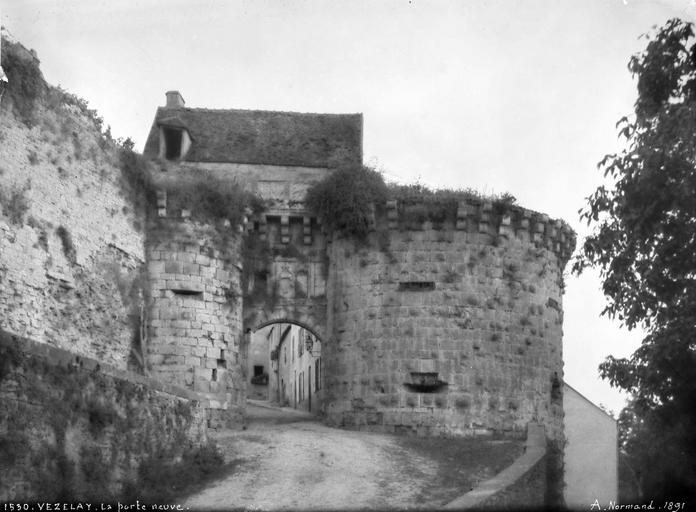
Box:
323, 221, 567, 441
145, 216, 246, 419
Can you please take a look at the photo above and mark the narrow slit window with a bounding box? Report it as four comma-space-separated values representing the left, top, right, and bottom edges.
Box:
398, 281, 435, 291
171, 289, 203, 297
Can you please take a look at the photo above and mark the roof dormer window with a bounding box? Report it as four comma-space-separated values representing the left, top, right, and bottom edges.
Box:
164, 127, 183, 160
159, 125, 191, 161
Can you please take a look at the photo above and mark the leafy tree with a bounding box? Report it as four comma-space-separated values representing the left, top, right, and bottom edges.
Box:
574, 18, 696, 500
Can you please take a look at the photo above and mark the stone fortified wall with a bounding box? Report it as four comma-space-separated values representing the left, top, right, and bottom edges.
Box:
0, 36, 211, 501
140, 176, 575, 440
0, 38, 144, 369
324, 200, 574, 440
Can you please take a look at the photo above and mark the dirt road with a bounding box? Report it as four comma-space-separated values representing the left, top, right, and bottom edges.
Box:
183, 403, 520, 511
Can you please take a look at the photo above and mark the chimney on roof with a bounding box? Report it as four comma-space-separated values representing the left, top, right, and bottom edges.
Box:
165, 90, 185, 108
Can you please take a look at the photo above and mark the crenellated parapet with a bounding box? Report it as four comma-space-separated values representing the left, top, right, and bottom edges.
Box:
375, 198, 576, 269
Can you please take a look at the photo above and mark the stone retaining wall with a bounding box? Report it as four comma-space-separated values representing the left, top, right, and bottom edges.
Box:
0, 330, 207, 501
444, 422, 548, 509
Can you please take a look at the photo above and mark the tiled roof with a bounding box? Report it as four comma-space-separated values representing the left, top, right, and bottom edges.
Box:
143, 106, 362, 168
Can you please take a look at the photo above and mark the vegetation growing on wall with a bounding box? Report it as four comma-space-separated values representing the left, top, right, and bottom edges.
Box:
2, 34, 155, 232
391, 183, 515, 226
305, 165, 388, 239
163, 173, 264, 227
117, 146, 265, 232
1, 36, 103, 134
55, 225, 76, 264
0, 36, 46, 126
0, 331, 230, 502
118, 146, 155, 223
305, 164, 518, 240
0, 181, 31, 225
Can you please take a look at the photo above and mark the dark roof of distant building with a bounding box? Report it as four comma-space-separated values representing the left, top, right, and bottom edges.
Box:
143, 106, 363, 168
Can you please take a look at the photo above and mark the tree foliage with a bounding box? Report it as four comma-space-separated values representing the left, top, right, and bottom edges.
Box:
574, 18, 696, 500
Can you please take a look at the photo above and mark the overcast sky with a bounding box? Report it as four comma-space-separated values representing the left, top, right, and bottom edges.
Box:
3, 0, 694, 415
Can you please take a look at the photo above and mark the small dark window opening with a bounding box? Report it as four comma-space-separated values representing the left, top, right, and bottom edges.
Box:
253, 271, 268, 293
404, 372, 447, 393
163, 127, 183, 160
217, 359, 227, 369
251, 366, 268, 385
212, 368, 218, 382
399, 281, 436, 291
172, 289, 202, 297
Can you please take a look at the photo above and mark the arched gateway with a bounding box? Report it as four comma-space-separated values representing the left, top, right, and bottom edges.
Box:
141, 91, 575, 440
141, 90, 351, 427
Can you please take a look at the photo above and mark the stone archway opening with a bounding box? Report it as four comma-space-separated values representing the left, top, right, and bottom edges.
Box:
246, 319, 324, 415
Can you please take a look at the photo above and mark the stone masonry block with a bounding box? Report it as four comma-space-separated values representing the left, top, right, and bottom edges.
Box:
194, 379, 211, 392
194, 367, 213, 380
164, 261, 183, 274
206, 347, 222, 359
183, 263, 200, 275
148, 261, 165, 274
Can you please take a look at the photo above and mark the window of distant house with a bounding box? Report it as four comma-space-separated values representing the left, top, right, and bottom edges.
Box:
163, 127, 184, 160
254, 365, 264, 377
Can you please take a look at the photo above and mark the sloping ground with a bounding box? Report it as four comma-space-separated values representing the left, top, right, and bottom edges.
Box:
183, 404, 522, 510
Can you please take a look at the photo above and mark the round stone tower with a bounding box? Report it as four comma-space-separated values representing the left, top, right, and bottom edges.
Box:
323, 199, 574, 440
144, 189, 246, 428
